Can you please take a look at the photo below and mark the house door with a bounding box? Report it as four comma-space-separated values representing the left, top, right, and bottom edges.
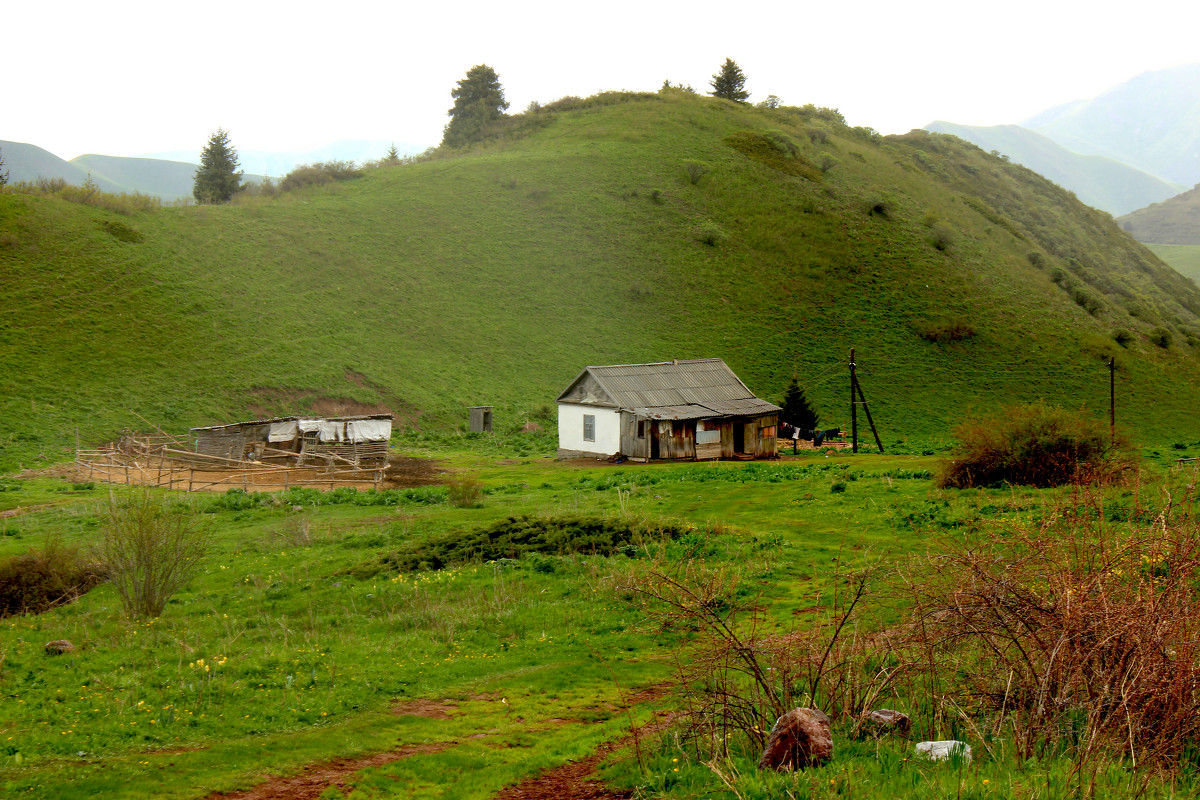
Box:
650, 422, 660, 459
733, 422, 744, 454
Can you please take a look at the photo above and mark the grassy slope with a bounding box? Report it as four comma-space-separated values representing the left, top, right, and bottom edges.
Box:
1147, 243, 1200, 283
1119, 183, 1200, 245
5, 91, 1200, 471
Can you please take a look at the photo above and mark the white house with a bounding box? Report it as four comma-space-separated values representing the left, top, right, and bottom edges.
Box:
556, 359, 780, 461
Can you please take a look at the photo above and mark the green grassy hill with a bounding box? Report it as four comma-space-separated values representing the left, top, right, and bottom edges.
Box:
924, 121, 1182, 216
1119, 184, 1200, 244
5, 90, 1200, 471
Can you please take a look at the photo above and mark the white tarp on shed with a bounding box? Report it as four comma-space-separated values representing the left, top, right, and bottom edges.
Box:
345, 419, 391, 442
268, 420, 300, 442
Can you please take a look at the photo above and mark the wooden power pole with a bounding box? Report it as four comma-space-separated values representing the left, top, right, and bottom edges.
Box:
849, 349, 884, 454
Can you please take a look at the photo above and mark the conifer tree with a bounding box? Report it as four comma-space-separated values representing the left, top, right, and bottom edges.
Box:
0, 146, 8, 186
442, 65, 509, 149
709, 58, 750, 103
192, 128, 244, 204
384, 143, 401, 164
781, 378, 819, 430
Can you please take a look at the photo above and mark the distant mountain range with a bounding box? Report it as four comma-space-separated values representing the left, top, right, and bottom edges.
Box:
925, 62, 1200, 220
0, 139, 430, 201
924, 122, 1181, 216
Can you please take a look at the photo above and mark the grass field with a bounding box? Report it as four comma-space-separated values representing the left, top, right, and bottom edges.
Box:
3, 435, 1200, 798
1146, 243, 1200, 284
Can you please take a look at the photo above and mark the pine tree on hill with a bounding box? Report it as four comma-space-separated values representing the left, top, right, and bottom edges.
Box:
193, 128, 244, 204
442, 64, 510, 149
710, 58, 750, 103
0, 146, 8, 186
781, 378, 819, 430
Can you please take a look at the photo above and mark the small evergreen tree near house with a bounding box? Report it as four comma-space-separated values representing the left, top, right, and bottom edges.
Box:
781, 378, 819, 430
710, 58, 750, 103
193, 128, 244, 204
442, 64, 509, 149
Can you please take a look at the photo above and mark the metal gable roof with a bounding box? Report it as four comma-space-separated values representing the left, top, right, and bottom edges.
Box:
561, 359, 780, 419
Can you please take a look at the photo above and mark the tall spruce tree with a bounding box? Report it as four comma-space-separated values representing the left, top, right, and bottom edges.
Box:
781, 378, 819, 430
192, 128, 244, 203
709, 58, 750, 103
442, 65, 509, 149
0, 145, 8, 186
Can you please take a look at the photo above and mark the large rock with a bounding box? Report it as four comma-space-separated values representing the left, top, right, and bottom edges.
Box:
915, 740, 972, 762
860, 708, 911, 735
44, 640, 74, 655
758, 708, 833, 771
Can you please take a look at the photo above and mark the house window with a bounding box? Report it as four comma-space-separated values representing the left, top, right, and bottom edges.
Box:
637, 420, 645, 439
583, 414, 595, 442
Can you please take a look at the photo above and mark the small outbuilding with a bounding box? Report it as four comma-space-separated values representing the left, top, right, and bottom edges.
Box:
556, 359, 780, 461
190, 414, 393, 467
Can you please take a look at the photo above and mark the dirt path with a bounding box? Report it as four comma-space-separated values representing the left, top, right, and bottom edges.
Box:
201, 691, 667, 800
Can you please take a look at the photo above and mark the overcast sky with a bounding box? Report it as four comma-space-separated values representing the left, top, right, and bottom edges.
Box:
7, 0, 1200, 162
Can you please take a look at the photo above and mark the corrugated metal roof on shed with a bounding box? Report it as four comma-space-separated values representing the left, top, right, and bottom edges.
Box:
559, 358, 779, 420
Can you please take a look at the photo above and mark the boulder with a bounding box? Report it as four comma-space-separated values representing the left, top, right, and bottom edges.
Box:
758, 707, 833, 771
520, 422, 543, 434
44, 640, 75, 655
860, 708, 911, 735
914, 740, 972, 762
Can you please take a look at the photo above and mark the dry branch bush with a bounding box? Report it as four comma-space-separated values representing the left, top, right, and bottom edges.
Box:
99, 491, 210, 618
629, 549, 906, 764
902, 482, 1200, 770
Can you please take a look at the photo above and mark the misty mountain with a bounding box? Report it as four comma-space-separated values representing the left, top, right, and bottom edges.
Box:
1025, 62, 1200, 186
924, 122, 1181, 216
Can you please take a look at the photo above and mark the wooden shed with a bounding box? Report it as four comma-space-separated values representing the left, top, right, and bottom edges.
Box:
556, 359, 779, 461
190, 414, 393, 467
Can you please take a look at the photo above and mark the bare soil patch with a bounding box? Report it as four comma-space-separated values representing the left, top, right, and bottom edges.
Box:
390, 698, 458, 719
204, 743, 454, 800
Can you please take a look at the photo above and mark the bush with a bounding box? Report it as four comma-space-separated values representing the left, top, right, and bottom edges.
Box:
446, 473, 484, 508
906, 494, 1200, 767
279, 161, 364, 193
684, 161, 710, 185
1150, 327, 1173, 349
99, 492, 210, 618
0, 537, 102, 617
938, 404, 1116, 488
913, 316, 975, 343
695, 220, 726, 247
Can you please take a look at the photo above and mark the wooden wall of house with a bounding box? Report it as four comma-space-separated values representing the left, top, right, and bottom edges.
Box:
748, 415, 778, 457
620, 412, 651, 461
653, 420, 696, 460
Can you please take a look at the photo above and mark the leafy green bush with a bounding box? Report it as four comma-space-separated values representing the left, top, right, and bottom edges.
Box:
684, 161, 711, 185
938, 404, 1116, 488
1150, 327, 1174, 349
695, 220, 726, 247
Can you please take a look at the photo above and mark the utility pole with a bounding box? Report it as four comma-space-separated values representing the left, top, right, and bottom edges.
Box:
849, 348, 884, 454
1110, 357, 1116, 447
850, 349, 858, 453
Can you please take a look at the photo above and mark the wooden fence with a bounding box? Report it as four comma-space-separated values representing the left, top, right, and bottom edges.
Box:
76, 432, 387, 492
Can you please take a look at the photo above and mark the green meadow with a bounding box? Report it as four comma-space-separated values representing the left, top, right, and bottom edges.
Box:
2, 436, 1200, 798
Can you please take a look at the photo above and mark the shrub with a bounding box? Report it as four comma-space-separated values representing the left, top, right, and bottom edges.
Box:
0, 537, 102, 617
695, 220, 726, 247
99, 492, 210, 618
1113, 329, 1134, 347
913, 316, 975, 343
937, 404, 1116, 488
1070, 286, 1104, 315
1150, 327, 1173, 349
927, 223, 954, 251
279, 160, 364, 193
906, 494, 1200, 767
684, 161, 711, 185
445, 473, 484, 508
